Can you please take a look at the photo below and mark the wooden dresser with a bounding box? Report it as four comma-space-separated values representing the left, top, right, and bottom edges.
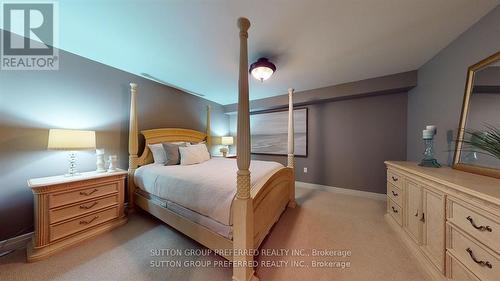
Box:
27, 170, 128, 262
385, 161, 500, 281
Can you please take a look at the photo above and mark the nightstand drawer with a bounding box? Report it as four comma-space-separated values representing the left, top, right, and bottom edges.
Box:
50, 206, 119, 242
387, 183, 402, 206
49, 194, 119, 224
49, 183, 118, 208
388, 197, 402, 226
448, 199, 499, 253
448, 226, 499, 281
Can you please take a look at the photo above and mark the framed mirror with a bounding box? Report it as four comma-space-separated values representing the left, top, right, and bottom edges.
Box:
453, 51, 500, 178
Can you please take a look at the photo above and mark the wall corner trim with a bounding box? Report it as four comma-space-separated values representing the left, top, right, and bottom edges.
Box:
0, 232, 33, 255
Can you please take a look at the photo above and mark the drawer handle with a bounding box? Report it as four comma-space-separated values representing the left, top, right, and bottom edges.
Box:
79, 201, 98, 210
391, 190, 398, 197
80, 189, 98, 196
466, 248, 492, 269
391, 176, 398, 182
79, 216, 99, 225
467, 216, 492, 232
414, 210, 419, 217
391, 206, 398, 213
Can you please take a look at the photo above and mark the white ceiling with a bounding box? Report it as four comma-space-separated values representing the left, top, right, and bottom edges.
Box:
55, 0, 499, 104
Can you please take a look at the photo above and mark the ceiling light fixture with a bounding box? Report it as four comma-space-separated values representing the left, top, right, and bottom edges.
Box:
249, 57, 276, 82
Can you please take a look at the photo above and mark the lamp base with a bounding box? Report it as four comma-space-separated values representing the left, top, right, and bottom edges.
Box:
66, 151, 79, 176
418, 158, 441, 168
220, 146, 229, 157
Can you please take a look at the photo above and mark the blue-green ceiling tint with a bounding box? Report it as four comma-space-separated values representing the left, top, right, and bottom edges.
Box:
8, 0, 500, 104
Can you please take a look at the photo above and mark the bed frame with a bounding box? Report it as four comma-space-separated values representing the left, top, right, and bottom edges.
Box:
127, 18, 295, 281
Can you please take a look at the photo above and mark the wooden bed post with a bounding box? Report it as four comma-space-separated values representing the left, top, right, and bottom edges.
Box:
128, 83, 139, 210
206, 105, 212, 147
233, 17, 258, 281
287, 88, 297, 208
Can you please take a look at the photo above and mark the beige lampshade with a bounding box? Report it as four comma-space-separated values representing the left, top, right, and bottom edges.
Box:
221, 136, 234, 145
47, 129, 96, 150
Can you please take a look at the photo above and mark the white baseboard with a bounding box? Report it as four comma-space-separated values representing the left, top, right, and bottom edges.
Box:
296, 181, 386, 201
0, 232, 32, 254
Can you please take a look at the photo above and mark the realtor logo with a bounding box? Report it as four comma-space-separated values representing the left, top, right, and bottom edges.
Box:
1, 2, 59, 70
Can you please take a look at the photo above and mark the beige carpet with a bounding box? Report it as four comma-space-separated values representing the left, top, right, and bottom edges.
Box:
0, 184, 428, 281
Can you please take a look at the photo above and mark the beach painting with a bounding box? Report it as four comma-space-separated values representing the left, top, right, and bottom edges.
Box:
250, 108, 307, 156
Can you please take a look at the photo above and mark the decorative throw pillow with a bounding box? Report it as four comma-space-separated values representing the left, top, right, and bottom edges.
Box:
179, 144, 210, 165
162, 142, 186, 165
148, 143, 167, 164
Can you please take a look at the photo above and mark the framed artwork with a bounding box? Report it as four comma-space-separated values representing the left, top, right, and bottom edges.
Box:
250, 107, 308, 157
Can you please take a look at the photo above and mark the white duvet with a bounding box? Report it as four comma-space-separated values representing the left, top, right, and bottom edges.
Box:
134, 157, 284, 226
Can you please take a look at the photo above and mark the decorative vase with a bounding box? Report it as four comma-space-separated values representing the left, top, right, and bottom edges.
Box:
419, 126, 441, 168
96, 149, 106, 173
107, 155, 118, 172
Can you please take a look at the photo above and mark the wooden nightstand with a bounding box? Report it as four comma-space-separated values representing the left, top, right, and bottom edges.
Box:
27, 170, 128, 262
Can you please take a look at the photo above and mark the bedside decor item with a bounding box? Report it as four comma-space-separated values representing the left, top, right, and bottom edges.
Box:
107, 155, 118, 172
96, 149, 106, 173
419, 125, 441, 168
453, 51, 500, 178
219, 136, 234, 157
249, 57, 276, 82
47, 129, 96, 177
27, 170, 128, 262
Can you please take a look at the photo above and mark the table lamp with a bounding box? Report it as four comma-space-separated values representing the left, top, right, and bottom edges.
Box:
220, 136, 234, 157
48, 129, 96, 176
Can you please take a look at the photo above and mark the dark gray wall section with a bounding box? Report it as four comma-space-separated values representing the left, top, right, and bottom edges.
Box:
0, 44, 228, 241
407, 5, 500, 164
230, 93, 408, 194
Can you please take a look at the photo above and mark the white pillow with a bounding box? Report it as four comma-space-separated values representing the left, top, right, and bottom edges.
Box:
179, 144, 210, 165
148, 143, 167, 164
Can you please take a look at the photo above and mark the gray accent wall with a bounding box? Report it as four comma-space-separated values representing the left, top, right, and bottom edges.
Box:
230, 92, 408, 194
0, 43, 229, 241
407, 5, 500, 164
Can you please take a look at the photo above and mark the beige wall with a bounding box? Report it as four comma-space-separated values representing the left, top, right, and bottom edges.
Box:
0, 46, 229, 241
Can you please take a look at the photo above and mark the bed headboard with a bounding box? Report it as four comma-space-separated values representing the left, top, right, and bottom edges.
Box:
128, 82, 212, 173
137, 128, 207, 166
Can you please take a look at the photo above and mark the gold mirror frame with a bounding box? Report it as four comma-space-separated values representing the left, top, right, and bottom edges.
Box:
452, 51, 500, 179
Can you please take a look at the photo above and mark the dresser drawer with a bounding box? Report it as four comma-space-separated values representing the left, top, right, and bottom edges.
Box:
446, 252, 480, 281
387, 169, 403, 189
388, 197, 402, 226
49, 182, 118, 208
50, 206, 119, 242
387, 183, 402, 206
448, 226, 499, 281
448, 199, 499, 253
49, 194, 119, 224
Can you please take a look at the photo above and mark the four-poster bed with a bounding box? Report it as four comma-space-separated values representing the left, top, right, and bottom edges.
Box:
127, 17, 295, 281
